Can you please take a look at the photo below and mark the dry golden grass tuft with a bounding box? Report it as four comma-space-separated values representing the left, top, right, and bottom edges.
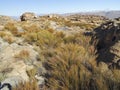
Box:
0, 31, 15, 43
26, 68, 37, 80
36, 30, 62, 49
22, 24, 40, 33
13, 79, 39, 90
3, 35, 15, 44
4, 22, 19, 36
24, 32, 38, 44
14, 49, 30, 60
44, 43, 95, 90
64, 21, 96, 30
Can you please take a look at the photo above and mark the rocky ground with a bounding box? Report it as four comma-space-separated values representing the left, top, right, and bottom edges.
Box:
0, 12, 120, 90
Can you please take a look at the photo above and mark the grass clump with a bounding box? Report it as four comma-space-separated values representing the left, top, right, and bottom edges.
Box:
4, 22, 19, 36
13, 79, 39, 90
22, 24, 40, 33
0, 31, 15, 43
14, 49, 30, 60
44, 43, 94, 90
36, 30, 62, 49
64, 21, 96, 30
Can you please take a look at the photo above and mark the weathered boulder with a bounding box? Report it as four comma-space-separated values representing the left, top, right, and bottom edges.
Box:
20, 12, 37, 21
91, 17, 120, 69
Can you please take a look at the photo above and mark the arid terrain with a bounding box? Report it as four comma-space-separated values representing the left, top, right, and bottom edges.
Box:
0, 12, 120, 90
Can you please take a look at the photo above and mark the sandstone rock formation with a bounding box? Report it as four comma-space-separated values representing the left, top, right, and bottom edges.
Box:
20, 12, 37, 21
91, 17, 120, 69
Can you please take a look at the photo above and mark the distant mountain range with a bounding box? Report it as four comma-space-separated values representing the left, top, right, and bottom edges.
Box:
62, 10, 120, 19
11, 10, 120, 20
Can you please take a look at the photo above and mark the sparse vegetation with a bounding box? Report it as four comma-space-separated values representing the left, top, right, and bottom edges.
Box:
0, 73, 6, 82
4, 22, 19, 36
13, 79, 40, 90
0, 31, 15, 43
64, 21, 96, 30
0, 13, 120, 90
14, 49, 30, 60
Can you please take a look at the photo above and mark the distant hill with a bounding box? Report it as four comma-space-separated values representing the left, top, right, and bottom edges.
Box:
63, 10, 120, 19
10, 10, 120, 20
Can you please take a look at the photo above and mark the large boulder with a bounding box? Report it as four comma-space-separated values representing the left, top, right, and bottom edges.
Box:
20, 12, 37, 21
91, 17, 120, 69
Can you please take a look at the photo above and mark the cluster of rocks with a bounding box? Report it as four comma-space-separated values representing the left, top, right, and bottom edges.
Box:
41, 14, 62, 19
67, 14, 108, 25
91, 17, 120, 69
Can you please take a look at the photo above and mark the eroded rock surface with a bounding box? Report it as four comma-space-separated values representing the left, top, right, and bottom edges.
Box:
91, 17, 120, 69
0, 38, 41, 87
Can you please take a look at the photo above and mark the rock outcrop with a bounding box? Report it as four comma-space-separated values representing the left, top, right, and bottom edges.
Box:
0, 38, 42, 88
91, 17, 120, 69
20, 12, 37, 21
67, 14, 108, 25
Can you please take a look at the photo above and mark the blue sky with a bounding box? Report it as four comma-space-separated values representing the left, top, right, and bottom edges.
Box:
0, 0, 120, 16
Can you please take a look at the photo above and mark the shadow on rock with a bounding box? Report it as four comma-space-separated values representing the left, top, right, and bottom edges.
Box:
91, 19, 120, 68
0, 82, 12, 90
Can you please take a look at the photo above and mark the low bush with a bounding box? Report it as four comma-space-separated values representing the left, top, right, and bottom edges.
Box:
14, 49, 30, 60
4, 22, 18, 36
13, 79, 40, 90
44, 43, 96, 90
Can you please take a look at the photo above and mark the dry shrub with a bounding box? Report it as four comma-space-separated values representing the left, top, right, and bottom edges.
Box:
4, 22, 18, 36
24, 32, 38, 44
64, 21, 96, 30
24, 30, 63, 47
3, 35, 15, 44
0, 31, 7, 37
0, 31, 12, 38
46, 28, 55, 33
0, 31, 15, 43
26, 68, 37, 80
54, 31, 65, 38
13, 79, 39, 90
36, 30, 62, 49
14, 49, 30, 60
44, 43, 94, 90
64, 32, 91, 47
22, 24, 40, 33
